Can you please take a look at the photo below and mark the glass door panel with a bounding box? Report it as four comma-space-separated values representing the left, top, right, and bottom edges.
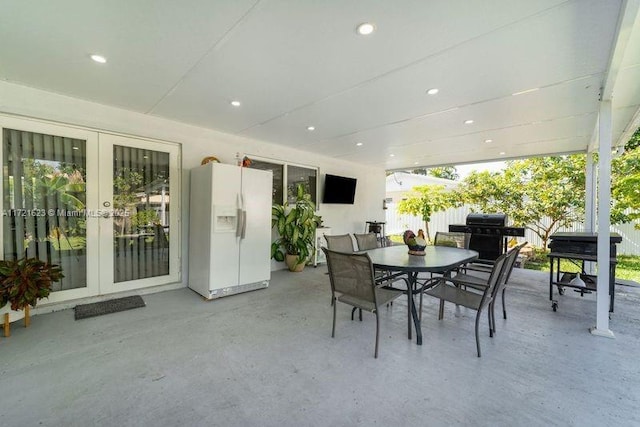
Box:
112, 145, 170, 283
99, 134, 180, 294
1, 118, 99, 302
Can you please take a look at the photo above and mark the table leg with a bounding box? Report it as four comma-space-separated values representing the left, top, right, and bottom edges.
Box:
549, 257, 554, 301
610, 263, 615, 313
406, 272, 422, 346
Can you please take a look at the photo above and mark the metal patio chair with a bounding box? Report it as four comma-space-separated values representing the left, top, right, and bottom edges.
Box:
422, 251, 510, 357
354, 232, 379, 251
433, 231, 469, 249
324, 234, 354, 253
451, 241, 527, 322
322, 247, 404, 358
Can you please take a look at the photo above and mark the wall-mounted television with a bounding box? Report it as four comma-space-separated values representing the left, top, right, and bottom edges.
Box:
322, 174, 357, 204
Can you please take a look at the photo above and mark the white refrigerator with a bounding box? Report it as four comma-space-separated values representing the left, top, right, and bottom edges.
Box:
188, 162, 272, 299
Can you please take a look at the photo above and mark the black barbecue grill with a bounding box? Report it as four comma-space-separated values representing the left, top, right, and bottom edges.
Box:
449, 213, 525, 262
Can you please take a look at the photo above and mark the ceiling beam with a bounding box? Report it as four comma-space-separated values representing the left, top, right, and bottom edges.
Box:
589, 0, 640, 152
601, 0, 640, 102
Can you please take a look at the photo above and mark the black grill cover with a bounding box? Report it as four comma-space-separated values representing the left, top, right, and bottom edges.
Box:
466, 213, 507, 227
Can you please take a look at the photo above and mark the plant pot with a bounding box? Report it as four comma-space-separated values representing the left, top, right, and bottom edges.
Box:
285, 254, 306, 272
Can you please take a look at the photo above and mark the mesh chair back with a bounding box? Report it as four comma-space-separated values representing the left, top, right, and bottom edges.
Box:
324, 234, 354, 253
493, 242, 526, 298
322, 247, 377, 304
434, 232, 469, 249
354, 233, 378, 251
479, 251, 509, 308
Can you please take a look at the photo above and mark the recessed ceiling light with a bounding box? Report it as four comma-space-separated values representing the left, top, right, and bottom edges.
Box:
356, 142, 363, 146
426, 88, 439, 95
484, 139, 493, 143
72, 146, 79, 150
464, 119, 474, 125
511, 88, 539, 96
307, 126, 315, 131
389, 154, 395, 157
499, 151, 506, 155
414, 162, 419, 165
230, 100, 241, 107
356, 22, 376, 35
90, 54, 107, 64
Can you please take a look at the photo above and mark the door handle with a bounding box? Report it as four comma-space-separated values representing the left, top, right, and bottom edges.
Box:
241, 210, 247, 239
236, 209, 243, 237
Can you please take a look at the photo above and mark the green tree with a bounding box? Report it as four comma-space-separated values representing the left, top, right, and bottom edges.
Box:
457, 155, 585, 249
612, 127, 640, 228
408, 166, 458, 180
113, 168, 144, 234
428, 166, 459, 181
397, 184, 461, 242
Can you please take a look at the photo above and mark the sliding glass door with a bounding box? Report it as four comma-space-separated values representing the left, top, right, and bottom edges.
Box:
1, 117, 180, 302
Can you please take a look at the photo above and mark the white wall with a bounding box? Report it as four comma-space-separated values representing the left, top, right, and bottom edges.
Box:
0, 81, 386, 283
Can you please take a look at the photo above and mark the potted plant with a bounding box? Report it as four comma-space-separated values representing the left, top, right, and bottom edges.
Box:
271, 184, 322, 272
0, 257, 64, 336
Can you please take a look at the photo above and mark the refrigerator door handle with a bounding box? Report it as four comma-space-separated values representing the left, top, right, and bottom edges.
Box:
241, 210, 248, 239
236, 208, 243, 237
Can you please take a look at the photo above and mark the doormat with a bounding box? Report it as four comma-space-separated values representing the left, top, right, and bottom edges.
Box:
74, 295, 145, 320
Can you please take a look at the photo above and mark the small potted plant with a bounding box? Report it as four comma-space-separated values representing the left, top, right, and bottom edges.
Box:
271, 184, 322, 272
0, 257, 64, 336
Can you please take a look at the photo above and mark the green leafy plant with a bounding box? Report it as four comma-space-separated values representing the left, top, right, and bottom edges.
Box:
271, 184, 322, 269
0, 258, 64, 311
397, 184, 461, 242
130, 209, 160, 229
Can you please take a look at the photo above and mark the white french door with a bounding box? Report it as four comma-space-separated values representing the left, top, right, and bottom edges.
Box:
0, 116, 181, 303
98, 133, 180, 294
0, 117, 100, 303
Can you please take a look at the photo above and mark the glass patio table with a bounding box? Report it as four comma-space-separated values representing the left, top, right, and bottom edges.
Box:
364, 245, 479, 345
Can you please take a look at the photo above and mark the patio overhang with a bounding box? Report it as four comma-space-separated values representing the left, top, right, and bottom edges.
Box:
1, 1, 639, 170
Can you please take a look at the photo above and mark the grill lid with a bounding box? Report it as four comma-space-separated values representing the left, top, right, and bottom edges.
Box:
466, 213, 507, 227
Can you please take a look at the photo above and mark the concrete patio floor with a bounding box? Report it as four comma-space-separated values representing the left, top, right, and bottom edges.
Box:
1, 267, 639, 427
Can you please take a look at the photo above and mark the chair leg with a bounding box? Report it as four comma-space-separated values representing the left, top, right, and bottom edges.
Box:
502, 288, 507, 319
492, 303, 496, 335
407, 292, 412, 340
332, 299, 337, 338
475, 311, 482, 357
438, 299, 445, 320
351, 307, 356, 321
419, 288, 424, 322
374, 312, 380, 358
493, 301, 497, 334
359, 308, 363, 322
488, 305, 494, 338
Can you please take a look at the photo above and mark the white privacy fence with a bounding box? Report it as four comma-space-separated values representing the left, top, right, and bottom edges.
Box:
385, 203, 640, 255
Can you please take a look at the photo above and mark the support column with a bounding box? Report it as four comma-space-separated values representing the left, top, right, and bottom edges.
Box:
584, 152, 596, 274
590, 101, 615, 338
584, 152, 596, 232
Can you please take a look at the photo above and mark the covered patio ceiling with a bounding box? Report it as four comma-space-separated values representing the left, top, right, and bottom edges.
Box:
1, 0, 639, 170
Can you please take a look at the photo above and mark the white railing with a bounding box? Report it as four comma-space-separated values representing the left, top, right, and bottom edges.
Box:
385, 203, 640, 255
